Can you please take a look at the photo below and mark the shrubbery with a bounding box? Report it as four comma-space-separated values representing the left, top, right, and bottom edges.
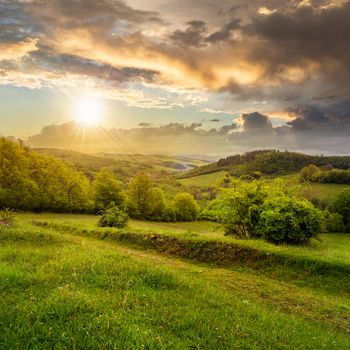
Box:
332, 189, 350, 231
99, 205, 129, 228
299, 164, 322, 182
323, 210, 345, 233
199, 199, 226, 222
256, 196, 324, 244
321, 170, 350, 184
299, 164, 350, 184
223, 180, 325, 245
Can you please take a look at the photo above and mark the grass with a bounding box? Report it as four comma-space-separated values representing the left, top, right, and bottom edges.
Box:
308, 183, 350, 201
0, 220, 349, 349
178, 171, 227, 187
277, 174, 350, 202
36, 149, 210, 179
21, 213, 350, 267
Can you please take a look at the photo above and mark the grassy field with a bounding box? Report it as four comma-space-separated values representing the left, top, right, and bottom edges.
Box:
308, 183, 350, 201
1, 215, 349, 349
178, 171, 227, 187
36, 148, 210, 179
19, 213, 350, 266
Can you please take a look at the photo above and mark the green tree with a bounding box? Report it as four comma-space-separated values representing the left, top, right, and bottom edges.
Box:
174, 192, 199, 221
92, 170, 124, 211
0, 137, 93, 212
0, 137, 38, 209
149, 188, 167, 221
299, 164, 322, 182
223, 180, 268, 238
127, 174, 154, 219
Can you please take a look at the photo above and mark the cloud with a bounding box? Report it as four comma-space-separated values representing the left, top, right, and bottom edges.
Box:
0, 38, 39, 61
24, 110, 350, 155
248, 3, 350, 90
205, 19, 240, 43
170, 21, 207, 47
1, 0, 350, 148
241, 112, 273, 132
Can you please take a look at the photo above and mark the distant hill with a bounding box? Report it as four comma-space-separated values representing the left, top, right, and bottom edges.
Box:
35, 148, 211, 180
180, 150, 350, 178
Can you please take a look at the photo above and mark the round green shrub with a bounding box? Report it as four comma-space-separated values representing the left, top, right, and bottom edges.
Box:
99, 206, 129, 228
257, 197, 324, 245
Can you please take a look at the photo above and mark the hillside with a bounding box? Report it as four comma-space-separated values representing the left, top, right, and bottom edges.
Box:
35, 148, 210, 180
181, 149, 350, 179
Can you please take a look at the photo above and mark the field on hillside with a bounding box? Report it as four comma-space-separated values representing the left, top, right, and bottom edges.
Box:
308, 183, 350, 201
178, 171, 227, 187
177, 171, 350, 202
1, 214, 349, 349
36, 148, 211, 179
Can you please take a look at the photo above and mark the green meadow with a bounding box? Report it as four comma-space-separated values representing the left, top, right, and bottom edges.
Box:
1, 214, 349, 349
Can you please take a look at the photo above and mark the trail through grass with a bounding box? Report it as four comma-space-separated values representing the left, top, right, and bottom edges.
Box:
0, 220, 349, 349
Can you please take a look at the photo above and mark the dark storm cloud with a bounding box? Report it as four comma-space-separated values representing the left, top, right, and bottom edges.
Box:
248, 3, 350, 84
287, 107, 330, 130
205, 19, 240, 43
241, 112, 273, 132
170, 18, 241, 47
287, 99, 350, 130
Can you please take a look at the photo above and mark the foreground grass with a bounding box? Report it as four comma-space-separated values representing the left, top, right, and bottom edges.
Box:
0, 221, 349, 349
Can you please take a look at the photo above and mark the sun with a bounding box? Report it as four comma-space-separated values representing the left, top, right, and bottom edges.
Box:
75, 96, 102, 126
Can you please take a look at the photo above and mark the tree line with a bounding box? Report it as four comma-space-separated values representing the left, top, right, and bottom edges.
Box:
184, 149, 350, 179
0, 138, 198, 221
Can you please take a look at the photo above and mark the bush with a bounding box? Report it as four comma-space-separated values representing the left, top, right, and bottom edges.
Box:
323, 210, 345, 232
299, 164, 322, 182
256, 197, 324, 245
223, 180, 325, 245
332, 189, 350, 231
320, 169, 350, 184
99, 206, 129, 228
174, 193, 199, 221
199, 199, 226, 222
0, 208, 15, 226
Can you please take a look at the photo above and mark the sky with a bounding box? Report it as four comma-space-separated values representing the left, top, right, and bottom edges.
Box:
1, 0, 350, 155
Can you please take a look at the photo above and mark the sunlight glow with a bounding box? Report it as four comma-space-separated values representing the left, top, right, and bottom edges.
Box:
75, 96, 103, 126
